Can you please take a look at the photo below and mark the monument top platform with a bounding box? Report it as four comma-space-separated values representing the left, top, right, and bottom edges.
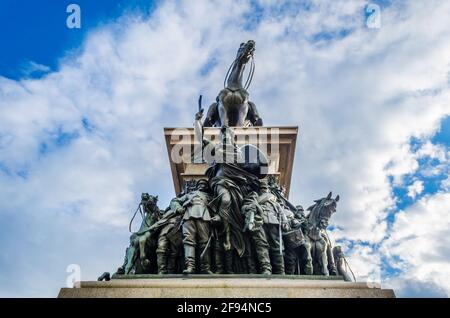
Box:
164, 126, 298, 198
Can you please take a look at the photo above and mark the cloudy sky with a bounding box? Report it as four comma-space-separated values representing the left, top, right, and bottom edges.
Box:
0, 0, 449, 297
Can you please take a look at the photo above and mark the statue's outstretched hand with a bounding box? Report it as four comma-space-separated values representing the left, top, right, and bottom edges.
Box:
195, 108, 204, 121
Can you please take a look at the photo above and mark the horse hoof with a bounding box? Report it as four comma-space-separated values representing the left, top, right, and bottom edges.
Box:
141, 260, 150, 269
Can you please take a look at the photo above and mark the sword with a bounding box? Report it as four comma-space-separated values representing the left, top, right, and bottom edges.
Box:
200, 232, 213, 259
198, 94, 203, 113
194, 94, 204, 164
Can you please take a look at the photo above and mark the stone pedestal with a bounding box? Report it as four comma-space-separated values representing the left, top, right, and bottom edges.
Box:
164, 126, 298, 197
58, 275, 395, 298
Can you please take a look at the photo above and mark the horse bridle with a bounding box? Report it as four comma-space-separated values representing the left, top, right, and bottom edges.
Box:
223, 54, 255, 90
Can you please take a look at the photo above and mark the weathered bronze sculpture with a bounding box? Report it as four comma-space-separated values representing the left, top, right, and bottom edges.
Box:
302, 192, 339, 276
204, 40, 263, 127
101, 41, 355, 283
109, 189, 347, 277
116, 193, 161, 275
242, 191, 272, 275
195, 109, 263, 265
175, 179, 214, 274
333, 246, 355, 282
153, 196, 184, 274
254, 180, 287, 274
282, 205, 309, 275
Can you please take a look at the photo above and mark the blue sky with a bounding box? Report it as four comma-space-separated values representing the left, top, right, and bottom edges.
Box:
0, 0, 157, 79
0, 0, 83, 77
0, 0, 449, 297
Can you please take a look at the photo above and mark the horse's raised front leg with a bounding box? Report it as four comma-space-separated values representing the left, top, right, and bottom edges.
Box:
139, 233, 151, 269
320, 242, 329, 276
301, 241, 313, 275
326, 243, 337, 275
124, 236, 139, 274
123, 248, 132, 274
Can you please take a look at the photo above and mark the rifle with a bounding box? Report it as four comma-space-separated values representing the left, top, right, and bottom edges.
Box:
278, 208, 283, 256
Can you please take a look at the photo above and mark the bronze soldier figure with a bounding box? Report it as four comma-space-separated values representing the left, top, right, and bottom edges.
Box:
255, 180, 287, 274
153, 196, 185, 274
194, 110, 262, 272
175, 179, 214, 274
333, 246, 354, 282
211, 214, 235, 274
242, 191, 272, 274
282, 205, 311, 275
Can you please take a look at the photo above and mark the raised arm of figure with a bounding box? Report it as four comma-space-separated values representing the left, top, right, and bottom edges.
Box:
194, 109, 213, 151
170, 196, 186, 215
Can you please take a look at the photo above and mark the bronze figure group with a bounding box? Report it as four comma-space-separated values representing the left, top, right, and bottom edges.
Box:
105, 40, 353, 281
113, 111, 348, 278
114, 178, 345, 278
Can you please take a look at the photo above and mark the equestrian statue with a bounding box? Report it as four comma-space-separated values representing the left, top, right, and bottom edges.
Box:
203, 40, 263, 127
98, 41, 356, 282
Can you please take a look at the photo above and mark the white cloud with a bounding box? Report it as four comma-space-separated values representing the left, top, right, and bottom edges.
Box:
416, 141, 447, 162
382, 192, 450, 297
407, 180, 424, 199
0, 0, 449, 297
413, 141, 449, 177
442, 176, 450, 191
19, 61, 51, 77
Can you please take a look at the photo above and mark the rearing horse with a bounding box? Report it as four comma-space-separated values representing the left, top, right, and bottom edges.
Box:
204, 40, 263, 127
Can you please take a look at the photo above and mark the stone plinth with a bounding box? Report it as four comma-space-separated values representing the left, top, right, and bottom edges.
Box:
58, 275, 395, 298
164, 126, 298, 198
